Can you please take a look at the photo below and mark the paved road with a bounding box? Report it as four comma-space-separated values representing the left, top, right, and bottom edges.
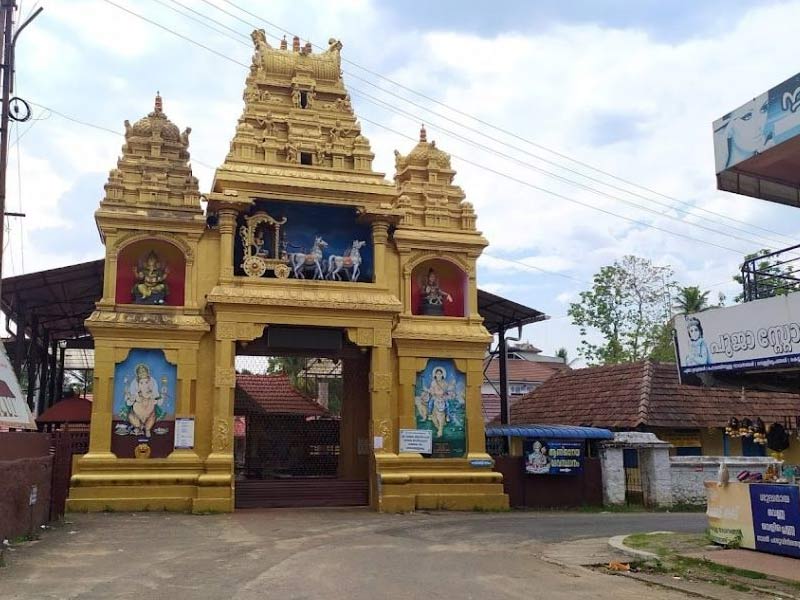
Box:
2, 510, 706, 600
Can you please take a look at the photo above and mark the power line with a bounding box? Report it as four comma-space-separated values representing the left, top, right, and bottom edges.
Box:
26, 101, 217, 171
150, 0, 249, 48
172, 1, 797, 252
217, 0, 798, 246
105, 2, 755, 256
350, 88, 785, 252
359, 114, 749, 255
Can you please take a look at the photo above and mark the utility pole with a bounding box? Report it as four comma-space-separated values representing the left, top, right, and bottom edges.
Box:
0, 0, 41, 297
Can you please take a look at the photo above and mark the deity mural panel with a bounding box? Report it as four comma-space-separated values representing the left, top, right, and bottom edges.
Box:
414, 358, 466, 458
115, 240, 186, 306
111, 349, 177, 459
411, 259, 467, 317
234, 200, 373, 282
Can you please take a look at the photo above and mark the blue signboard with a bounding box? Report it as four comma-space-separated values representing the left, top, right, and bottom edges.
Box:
749, 483, 800, 558
523, 439, 583, 475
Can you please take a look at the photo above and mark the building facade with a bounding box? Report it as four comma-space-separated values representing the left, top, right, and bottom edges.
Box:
66, 32, 507, 513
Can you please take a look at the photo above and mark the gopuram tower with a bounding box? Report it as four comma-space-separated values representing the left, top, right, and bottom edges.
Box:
68, 31, 507, 513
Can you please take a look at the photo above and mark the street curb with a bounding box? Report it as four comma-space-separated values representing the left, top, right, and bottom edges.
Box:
607, 533, 663, 561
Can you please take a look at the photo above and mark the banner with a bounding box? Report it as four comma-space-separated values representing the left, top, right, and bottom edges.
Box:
523, 439, 582, 475
0, 342, 35, 429
673, 294, 800, 377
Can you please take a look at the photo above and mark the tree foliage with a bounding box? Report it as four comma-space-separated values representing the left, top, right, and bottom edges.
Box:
673, 285, 712, 314
568, 255, 675, 365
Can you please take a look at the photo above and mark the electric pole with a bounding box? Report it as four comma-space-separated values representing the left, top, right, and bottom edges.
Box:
0, 0, 41, 297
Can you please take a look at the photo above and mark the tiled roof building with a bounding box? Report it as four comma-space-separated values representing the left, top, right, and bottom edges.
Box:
235, 373, 331, 417
509, 361, 800, 429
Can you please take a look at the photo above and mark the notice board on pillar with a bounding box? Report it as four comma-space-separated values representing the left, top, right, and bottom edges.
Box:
523, 439, 583, 475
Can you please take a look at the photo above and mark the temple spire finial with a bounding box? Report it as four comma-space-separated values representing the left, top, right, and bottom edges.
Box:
154, 91, 163, 114
419, 124, 427, 143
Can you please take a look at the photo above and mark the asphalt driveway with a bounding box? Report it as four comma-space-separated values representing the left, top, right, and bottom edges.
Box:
2, 510, 707, 600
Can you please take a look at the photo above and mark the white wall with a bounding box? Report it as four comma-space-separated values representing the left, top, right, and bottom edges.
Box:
670, 456, 780, 505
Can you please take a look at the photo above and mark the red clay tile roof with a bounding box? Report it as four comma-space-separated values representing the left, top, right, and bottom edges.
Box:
235, 373, 331, 417
483, 358, 566, 382
482, 394, 530, 424
36, 396, 92, 423
509, 361, 800, 429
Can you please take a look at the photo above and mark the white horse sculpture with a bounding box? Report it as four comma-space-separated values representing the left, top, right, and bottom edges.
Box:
327, 240, 366, 281
287, 236, 328, 279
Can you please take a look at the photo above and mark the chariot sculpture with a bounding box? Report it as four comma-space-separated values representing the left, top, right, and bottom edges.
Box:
239, 211, 290, 278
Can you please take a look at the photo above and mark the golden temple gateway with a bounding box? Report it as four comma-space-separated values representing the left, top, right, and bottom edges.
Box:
67, 32, 508, 512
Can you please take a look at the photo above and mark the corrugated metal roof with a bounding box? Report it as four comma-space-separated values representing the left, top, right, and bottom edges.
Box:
485, 424, 614, 440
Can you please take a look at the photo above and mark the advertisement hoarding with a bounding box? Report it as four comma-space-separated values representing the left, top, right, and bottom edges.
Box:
673, 293, 800, 378
523, 439, 583, 475
713, 72, 800, 174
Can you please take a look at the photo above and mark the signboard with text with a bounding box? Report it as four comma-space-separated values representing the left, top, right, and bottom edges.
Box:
399, 429, 433, 454
749, 483, 800, 558
673, 294, 800, 378
523, 439, 583, 475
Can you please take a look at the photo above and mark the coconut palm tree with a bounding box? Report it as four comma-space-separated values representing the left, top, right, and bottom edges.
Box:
673, 286, 711, 314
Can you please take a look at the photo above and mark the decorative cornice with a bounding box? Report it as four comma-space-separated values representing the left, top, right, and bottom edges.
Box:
207, 283, 402, 313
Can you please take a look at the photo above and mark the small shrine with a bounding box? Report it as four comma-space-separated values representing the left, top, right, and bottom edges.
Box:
66, 32, 506, 513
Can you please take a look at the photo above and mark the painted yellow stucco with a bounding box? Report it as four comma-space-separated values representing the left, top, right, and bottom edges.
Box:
66, 32, 507, 513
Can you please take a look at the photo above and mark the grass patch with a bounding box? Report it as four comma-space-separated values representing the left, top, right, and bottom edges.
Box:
624, 532, 709, 556
616, 532, 793, 596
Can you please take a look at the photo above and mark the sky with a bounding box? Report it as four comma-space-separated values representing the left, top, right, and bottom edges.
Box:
7, 0, 800, 363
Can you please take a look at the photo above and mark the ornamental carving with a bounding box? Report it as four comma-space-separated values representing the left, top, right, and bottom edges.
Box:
374, 328, 392, 348
207, 286, 402, 314
112, 231, 194, 263
87, 310, 210, 331
212, 418, 231, 452
215, 367, 236, 388
216, 322, 237, 340
371, 372, 391, 392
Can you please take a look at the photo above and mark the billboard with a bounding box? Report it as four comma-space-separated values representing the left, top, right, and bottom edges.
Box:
714, 72, 800, 173
673, 292, 800, 377
0, 343, 35, 429
713, 72, 800, 206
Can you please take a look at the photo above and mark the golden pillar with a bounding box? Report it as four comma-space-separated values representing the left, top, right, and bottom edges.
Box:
371, 221, 389, 288
217, 207, 238, 284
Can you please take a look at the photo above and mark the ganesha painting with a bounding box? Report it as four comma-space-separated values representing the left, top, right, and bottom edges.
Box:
111, 348, 177, 458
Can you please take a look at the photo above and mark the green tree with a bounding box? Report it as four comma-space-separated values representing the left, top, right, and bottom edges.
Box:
555, 347, 569, 362
568, 255, 675, 365
673, 286, 711, 314
734, 249, 800, 303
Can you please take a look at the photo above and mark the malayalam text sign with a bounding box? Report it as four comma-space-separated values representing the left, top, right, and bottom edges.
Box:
524, 439, 583, 475
750, 483, 800, 558
673, 293, 800, 377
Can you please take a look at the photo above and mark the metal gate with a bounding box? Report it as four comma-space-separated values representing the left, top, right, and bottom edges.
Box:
623, 448, 644, 506
233, 351, 370, 509
50, 430, 89, 519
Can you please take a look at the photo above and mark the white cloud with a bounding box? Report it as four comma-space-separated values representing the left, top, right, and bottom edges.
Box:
9, 0, 800, 358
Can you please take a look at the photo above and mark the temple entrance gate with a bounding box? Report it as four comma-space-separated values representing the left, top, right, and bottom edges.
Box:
232, 327, 370, 508
64, 31, 511, 514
